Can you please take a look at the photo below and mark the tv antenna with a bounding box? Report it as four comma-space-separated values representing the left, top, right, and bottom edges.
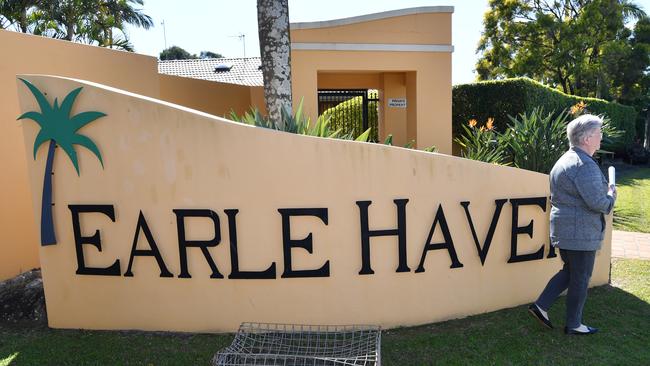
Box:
230, 33, 246, 58
161, 20, 167, 49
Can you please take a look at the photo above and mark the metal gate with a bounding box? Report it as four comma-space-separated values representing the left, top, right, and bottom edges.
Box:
318, 89, 379, 141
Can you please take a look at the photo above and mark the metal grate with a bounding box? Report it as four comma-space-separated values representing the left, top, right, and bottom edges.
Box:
212, 323, 381, 366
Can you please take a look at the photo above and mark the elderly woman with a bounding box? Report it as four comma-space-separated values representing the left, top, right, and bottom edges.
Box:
528, 114, 616, 335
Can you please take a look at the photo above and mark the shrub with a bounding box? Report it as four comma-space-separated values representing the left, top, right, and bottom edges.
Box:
229, 100, 439, 153
502, 108, 569, 174
321, 91, 379, 141
229, 99, 371, 142
452, 78, 638, 154
454, 118, 509, 165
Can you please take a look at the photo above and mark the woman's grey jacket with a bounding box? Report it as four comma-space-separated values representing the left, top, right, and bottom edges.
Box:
549, 147, 615, 251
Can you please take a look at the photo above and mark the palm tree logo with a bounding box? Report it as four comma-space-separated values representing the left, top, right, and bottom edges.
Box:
17, 78, 106, 246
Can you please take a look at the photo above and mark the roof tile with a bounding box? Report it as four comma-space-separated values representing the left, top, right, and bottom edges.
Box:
158, 57, 263, 87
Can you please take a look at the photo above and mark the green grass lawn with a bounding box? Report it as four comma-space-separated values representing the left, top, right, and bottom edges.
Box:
1, 259, 649, 365
613, 167, 650, 233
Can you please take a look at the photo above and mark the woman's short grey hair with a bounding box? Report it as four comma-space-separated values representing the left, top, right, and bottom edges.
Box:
566, 114, 603, 147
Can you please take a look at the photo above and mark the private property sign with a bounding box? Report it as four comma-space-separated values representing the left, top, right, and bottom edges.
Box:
388, 98, 407, 108
16, 76, 612, 333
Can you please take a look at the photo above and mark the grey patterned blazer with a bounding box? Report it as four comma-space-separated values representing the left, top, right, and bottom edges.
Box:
549, 147, 615, 251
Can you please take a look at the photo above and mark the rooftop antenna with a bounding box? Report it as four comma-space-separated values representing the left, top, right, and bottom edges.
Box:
161, 20, 167, 49
229, 33, 246, 58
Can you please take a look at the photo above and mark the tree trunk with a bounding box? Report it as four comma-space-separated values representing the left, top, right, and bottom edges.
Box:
66, 22, 74, 41
557, 69, 568, 94
41, 140, 57, 245
19, 9, 27, 33
643, 108, 650, 150
257, 0, 292, 129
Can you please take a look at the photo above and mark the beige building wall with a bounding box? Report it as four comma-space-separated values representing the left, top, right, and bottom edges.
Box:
249, 86, 267, 116
0, 30, 159, 281
159, 74, 255, 118
382, 73, 408, 145
290, 7, 453, 153
17, 75, 611, 333
317, 73, 381, 90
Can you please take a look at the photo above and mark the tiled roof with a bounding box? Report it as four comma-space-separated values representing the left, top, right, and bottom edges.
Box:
158, 57, 263, 87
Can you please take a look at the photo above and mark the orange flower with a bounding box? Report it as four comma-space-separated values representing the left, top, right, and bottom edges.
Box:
469, 119, 478, 127
486, 118, 495, 130
480, 126, 486, 132
570, 101, 587, 115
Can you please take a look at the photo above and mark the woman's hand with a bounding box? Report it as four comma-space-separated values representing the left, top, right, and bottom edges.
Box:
608, 184, 617, 200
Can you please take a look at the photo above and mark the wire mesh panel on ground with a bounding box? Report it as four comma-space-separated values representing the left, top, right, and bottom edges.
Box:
212, 322, 381, 366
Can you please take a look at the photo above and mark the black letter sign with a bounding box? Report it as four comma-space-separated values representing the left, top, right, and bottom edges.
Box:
278, 208, 330, 278
461, 199, 507, 266
225, 209, 277, 279
174, 209, 223, 279
124, 211, 173, 278
415, 204, 463, 272
357, 199, 410, 275
508, 197, 547, 263
69, 204, 121, 276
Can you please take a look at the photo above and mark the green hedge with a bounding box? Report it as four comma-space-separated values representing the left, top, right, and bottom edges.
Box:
452, 78, 638, 153
321, 91, 379, 141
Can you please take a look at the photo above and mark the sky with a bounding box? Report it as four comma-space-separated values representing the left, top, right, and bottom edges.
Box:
125, 0, 650, 86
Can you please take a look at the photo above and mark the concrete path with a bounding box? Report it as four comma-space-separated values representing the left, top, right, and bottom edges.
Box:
611, 230, 650, 260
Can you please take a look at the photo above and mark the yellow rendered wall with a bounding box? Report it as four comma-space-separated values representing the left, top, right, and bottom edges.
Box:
291, 13, 451, 45
382, 73, 408, 146
159, 75, 256, 118
249, 86, 267, 115
0, 30, 267, 281
317, 73, 381, 90
291, 10, 452, 153
18, 75, 611, 333
292, 50, 451, 153
406, 72, 418, 145
0, 30, 159, 281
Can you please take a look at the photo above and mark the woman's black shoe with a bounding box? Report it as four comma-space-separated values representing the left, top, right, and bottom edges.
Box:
528, 303, 553, 329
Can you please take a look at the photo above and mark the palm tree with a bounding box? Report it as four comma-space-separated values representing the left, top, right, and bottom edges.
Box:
33, 0, 152, 46
0, 0, 43, 32
17, 78, 106, 246
38, 0, 93, 41
257, 0, 292, 129
92, 0, 153, 50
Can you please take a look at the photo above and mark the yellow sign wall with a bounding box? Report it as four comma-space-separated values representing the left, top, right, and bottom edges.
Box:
18, 75, 611, 333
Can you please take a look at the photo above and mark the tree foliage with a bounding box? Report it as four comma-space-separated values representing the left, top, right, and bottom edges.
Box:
199, 50, 223, 59
159, 47, 224, 60
159, 46, 195, 60
476, 0, 649, 103
0, 0, 152, 51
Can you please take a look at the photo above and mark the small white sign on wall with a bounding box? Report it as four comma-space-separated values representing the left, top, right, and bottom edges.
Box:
388, 98, 407, 108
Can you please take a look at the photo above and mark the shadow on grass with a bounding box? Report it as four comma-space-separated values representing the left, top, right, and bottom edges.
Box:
0, 324, 233, 366
382, 285, 650, 365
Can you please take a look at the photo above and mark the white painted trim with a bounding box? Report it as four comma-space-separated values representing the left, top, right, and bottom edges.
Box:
290, 6, 454, 30
291, 43, 454, 53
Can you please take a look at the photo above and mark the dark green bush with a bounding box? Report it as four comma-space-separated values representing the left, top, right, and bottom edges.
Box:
452, 78, 638, 154
321, 91, 379, 141
502, 108, 570, 174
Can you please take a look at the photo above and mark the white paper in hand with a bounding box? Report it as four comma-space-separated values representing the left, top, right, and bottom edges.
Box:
608, 166, 615, 186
